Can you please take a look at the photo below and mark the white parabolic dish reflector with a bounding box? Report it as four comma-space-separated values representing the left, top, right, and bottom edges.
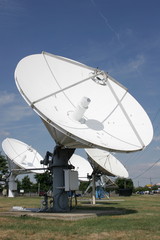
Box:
85, 148, 129, 178
15, 52, 153, 152
69, 154, 93, 181
2, 138, 45, 174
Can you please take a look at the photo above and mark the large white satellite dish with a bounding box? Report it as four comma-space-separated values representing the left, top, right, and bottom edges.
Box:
2, 138, 45, 174
69, 154, 93, 181
85, 148, 129, 178
15, 52, 153, 153
14, 51, 153, 211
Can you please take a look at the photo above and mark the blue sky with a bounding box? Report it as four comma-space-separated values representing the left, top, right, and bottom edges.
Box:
0, 0, 160, 187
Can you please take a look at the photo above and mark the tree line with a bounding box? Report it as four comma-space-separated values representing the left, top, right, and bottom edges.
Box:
1, 152, 159, 195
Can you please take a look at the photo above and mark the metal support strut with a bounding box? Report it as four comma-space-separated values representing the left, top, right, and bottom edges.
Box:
50, 146, 75, 212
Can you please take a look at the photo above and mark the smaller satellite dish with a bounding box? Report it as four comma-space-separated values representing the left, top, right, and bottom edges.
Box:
85, 148, 129, 178
2, 138, 45, 174
69, 154, 93, 181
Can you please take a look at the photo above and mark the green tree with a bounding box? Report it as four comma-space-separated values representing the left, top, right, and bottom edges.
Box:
79, 181, 90, 193
115, 177, 134, 190
152, 185, 158, 191
21, 175, 33, 193
16, 179, 22, 192
0, 153, 8, 192
115, 178, 134, 196
0, 152, 8, 179
34, 171, 52, 192
134, 184, 158, 193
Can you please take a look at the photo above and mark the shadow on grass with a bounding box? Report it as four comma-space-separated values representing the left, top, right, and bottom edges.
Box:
73, 205, 137, 216
78, 201, 119, 205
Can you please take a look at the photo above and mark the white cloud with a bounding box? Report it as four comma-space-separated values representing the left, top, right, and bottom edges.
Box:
128, 54, 145, 71
125, 28, 134, 37
153, 135, 160, 142
146, 161, 160, 168
0, 91, 16, 106
154, 146, 160, 151
0, 91, 33, 124
4, 105, 33, 122
0, 130, 10, 137
155, 162, 160, 167
106, 54, 146, 77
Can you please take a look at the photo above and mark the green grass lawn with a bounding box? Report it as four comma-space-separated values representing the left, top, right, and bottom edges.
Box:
0, 194, 160, 240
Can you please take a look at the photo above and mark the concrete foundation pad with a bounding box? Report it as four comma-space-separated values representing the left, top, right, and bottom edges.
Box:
0, 208, 125, 221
